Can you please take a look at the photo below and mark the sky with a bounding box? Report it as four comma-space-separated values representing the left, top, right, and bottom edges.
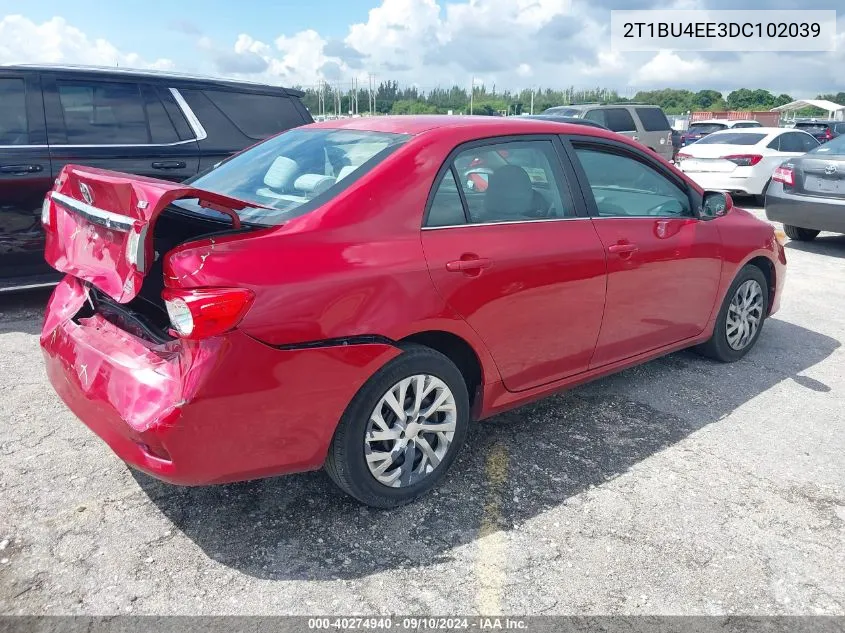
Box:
0, 0, 843, 98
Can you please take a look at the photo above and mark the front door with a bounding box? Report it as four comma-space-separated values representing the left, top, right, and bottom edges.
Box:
421, 137, 608, 392
565, 139, 723, 368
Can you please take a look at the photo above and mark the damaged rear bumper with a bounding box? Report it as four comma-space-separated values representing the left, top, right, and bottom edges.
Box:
40, 276, 400, 485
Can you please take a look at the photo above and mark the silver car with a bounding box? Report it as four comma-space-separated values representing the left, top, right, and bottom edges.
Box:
766, 134, 845, 240
542, 104, 674, 161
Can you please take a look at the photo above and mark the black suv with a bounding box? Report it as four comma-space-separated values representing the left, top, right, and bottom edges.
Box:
0, 64, 312, 291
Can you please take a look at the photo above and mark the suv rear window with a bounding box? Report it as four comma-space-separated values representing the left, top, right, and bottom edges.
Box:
176, 128, 408, 225
204, 90, 303, 140
0, 78, 28, 145
635, 107, 670, 131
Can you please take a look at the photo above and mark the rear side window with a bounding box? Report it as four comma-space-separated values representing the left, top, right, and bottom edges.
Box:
157, 87, 194, 140
597, 108, 636, 133
204, 90, 302, 140
140, 85, 179, 144
635, 107, 670, 131
57, 81, 147, 144
427, 170, 466, 227
0, 78, 28, 145
778, 132, 818, 153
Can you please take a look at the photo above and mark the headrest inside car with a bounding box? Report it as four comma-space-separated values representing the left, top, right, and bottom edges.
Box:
264, 156, 298, 189
294, 174, 336, 196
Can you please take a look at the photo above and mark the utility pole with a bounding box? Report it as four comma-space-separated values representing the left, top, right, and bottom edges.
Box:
530, 89, 534, 115
469, 76, 474, 115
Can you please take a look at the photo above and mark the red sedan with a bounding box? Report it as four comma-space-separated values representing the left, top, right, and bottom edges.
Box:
40, 116, 786, 507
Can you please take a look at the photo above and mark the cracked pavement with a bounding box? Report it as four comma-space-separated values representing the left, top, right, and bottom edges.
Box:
1, 204, 843, 615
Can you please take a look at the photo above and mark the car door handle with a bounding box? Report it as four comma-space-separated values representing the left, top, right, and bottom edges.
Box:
608, 243, 638, 255
0, 164, 42, 174
446, 257, 492, 272
151, 161, 187, 170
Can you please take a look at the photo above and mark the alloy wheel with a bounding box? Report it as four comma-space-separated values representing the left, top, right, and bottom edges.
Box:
726, 279, 764, 351
364, 374, 457, 488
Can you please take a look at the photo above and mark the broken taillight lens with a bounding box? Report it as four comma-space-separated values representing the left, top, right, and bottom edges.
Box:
162, 287, 254, 339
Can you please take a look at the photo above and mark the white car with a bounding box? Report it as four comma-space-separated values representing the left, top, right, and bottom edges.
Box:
676, 127, 820, 203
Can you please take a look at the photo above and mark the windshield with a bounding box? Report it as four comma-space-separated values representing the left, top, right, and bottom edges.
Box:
695, 132, 766, 146
543, 107, 581, 117
688, 123, 727, 134
176, 128, 409, 225
795, 123, 829, 133
808, 134, 845, 156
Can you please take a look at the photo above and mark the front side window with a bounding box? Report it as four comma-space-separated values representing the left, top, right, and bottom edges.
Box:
177, 128, 408, 226
431, 140, 573, 225
57, 81, 148, 144
778, 132, 817, 153
574, 147, 691, 218
0, 78, 28, 145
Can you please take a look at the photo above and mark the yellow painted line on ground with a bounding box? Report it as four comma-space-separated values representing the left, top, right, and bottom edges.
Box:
476, 442, 509, 615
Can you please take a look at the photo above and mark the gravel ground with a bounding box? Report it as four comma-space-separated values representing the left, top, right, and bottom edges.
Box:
1, 203, 844, 616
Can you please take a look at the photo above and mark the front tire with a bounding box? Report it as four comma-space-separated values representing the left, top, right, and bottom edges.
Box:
325, 344, 470, 508
783, 225, 820, 241
696, 265, 769, 363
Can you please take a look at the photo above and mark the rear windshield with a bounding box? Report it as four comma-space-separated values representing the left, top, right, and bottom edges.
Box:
808, 134, 845, 156
176, 128, 409, 226
688, 122, 727, 134
695, 132, 766, 146
795, 123, 830, 132
542, 107, 581, 117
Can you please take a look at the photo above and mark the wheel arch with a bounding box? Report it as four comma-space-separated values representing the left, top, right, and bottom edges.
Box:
744, 254, 777, 315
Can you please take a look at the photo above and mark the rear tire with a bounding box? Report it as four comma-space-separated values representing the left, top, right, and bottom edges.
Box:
325, 344, 470, 508
696, 265, 769, 363
754, 178, 771, 207
783, 224, 820, 241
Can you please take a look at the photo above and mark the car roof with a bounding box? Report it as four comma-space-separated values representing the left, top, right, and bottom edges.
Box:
692, 119, 758, 125
306, 114, 619, 138
0, 63, 304, 96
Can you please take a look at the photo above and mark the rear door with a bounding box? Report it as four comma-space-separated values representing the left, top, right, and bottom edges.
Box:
0, 70, 54, 284
42, 73, 200, 185
421, 136, 608, 392
583, 108, 638, 143
564, 136, 722, 368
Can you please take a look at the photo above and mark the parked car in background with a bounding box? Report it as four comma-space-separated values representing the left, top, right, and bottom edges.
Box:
40, 116, 785, 507
766, 132, 845, 240
0, 64, 312, 292
681, 119, 762, 146
541, 104, 674, 161
792, 120, 845, 144
676, 127, 820, 203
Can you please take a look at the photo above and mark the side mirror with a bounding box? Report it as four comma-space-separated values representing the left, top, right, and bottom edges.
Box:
701, 191, 733, 219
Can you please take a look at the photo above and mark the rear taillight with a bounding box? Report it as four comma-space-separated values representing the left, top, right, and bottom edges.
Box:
824, 129, 833, 140
41, 193, 52, 226
772, 165, 794, 187
162, 287, 254, 339
723, 154, 763, 167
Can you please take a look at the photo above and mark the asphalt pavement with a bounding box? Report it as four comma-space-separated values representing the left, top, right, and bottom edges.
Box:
1, 200, 843, 615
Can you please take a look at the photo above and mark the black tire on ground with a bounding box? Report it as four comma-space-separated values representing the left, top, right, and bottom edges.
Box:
325, 344, 470, 508
783, 224, 820, 241
754, 178, 771, 207
695, 265, 769, 363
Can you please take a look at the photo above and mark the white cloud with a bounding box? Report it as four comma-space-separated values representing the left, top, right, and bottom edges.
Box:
2, 3, 844, 98
0, 14, 173, 69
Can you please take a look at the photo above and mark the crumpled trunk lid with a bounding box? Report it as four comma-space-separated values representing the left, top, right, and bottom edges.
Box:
43, 165, 248, 303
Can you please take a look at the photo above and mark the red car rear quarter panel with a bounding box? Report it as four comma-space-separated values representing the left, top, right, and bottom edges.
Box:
42, 277, 400, 484
163, 131, 505, 386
